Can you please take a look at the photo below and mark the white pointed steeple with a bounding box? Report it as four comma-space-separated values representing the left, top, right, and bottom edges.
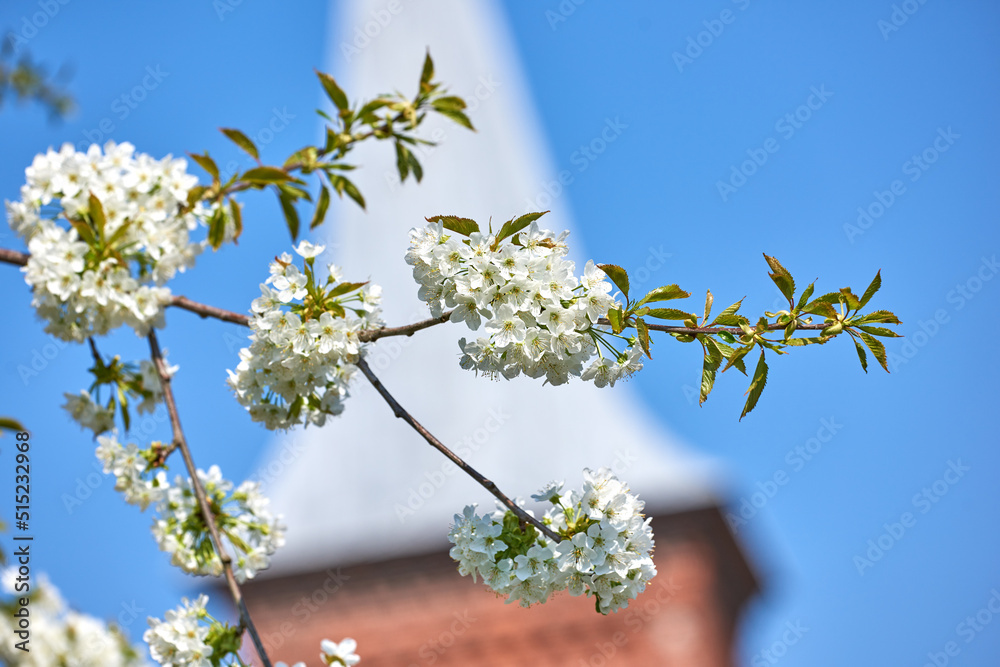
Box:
261, 0, 724, 575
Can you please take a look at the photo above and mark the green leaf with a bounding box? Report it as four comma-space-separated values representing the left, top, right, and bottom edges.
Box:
394, 141, 411, 182
310, 185, 331, 230
700, 337, 724, 405
859, 269, 882, 308
636, 318, 651, 359
425, 214, 479, 236
852, 335, 869, 373
316, 71, 349, 111
434, 106, 475, 131
783, 335, 829, 346
188, 152, 219, 181
714, 339, 748, 375
87, 193, 107, 237
0, 417, 26, 433
206, 207, 227, 250
278, 189, 300, 241
740, 350, 769, 421
326, 281, 368, 298
856, 310, 901, 325
340, 177, 365, 210
242, 166, 294, 184
420, 50, 435, 90
645, 307, 696, 321
802, 295, 839, 319
703, 289, 714, 324
796, 281, 816, 312
855, 324, 901, 338
763, 254, 796, 305
494, 211, 548, 248
637, 284, 689, 306
722, 343, 753, 374
839, 288, 862, 311
220, 128, 259, 161
712, 298, 748, 327
357, 97, 392, 120
858, 331, 889, 373
607, 307, 624, 334
230, 199, 243, 243
597, 264, 630, 300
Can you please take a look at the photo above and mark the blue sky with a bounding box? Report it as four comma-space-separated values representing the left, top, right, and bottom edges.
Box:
1, 1, 998, 665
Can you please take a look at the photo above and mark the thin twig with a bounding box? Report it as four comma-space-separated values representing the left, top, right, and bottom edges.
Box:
596, 317, 832, 336
0, 247, 28, 266
355, 357, 563, 544
147, 331, 273, 667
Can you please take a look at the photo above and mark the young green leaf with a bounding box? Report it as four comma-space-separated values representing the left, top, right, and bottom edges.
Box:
88, 193, 107, 237
340, 177, 365, 210
0, 417, 26, 433
636, 318, 651, 358
316, 70, 349, 112
740, 350, 768, 420
858, 331, 890, 372
637, 284, 689, 306
852, 334, 869, 373
839, 288, 862, 311
855, 324, 901, 338
763, 254, 796, 305
425, 214, 479, 236
859, 269, 882, 308
721, 343, 753, 374
645, 307, 696, 321
188, 152, 219, 181
714, 339, 748, 375
242, 166, 294, 185
310, 185, 331, 230
711, 298, 745, 326
704, 289, 714, 324
230, 199, 243, 243
220, 128, 259, 161
395, 142, 411, 182
278, 189, 300, 241
856, 310, 901, 325
699, 337, 725, 405
420, 50, 435, 89
607, 307, 624, 334
207, 207, 227, 250
434, 106, 475, 131
494, 211, 548, 248
796, 281, 816, 312
597, 264, 630, 300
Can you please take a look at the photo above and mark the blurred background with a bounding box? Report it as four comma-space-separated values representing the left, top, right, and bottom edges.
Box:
0, 1, 998, 665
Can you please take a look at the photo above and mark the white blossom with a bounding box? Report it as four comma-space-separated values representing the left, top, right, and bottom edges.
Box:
6, 142, 224, 341
406, 221, 642, 385
448, 468, 655, 614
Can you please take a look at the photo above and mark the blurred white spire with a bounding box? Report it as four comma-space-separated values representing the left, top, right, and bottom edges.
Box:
261, 0, 724, 575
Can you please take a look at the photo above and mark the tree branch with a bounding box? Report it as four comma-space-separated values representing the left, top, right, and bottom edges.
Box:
354, 357, 563, 544
1, 246, 458, 341
147, 331, 273, 667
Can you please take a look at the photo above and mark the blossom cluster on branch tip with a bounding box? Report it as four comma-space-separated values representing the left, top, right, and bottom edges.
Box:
96, 434, 285, 582
448, 468, 656, 614
0, 572, 147, 666
406, 215, 645, 386
5, 142, 228, 341
227, 241, 383, 430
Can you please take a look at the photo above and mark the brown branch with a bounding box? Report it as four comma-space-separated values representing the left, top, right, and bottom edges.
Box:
355, 357, 563, 544
0, 247, 28, 267
147, 331, 273, 667
597, 317, 832, 336
1, 245, 457, 340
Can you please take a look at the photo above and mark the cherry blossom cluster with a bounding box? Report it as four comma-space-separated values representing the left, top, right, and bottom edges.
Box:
227, 241, 383, 430
405, 219, 645, 385
144, 595, 219, 667
5, 141, 223, 341
96, 434, 284, 582
447, 468, 656, 614
0, 572, 147, 667
146, 594, 360, 667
